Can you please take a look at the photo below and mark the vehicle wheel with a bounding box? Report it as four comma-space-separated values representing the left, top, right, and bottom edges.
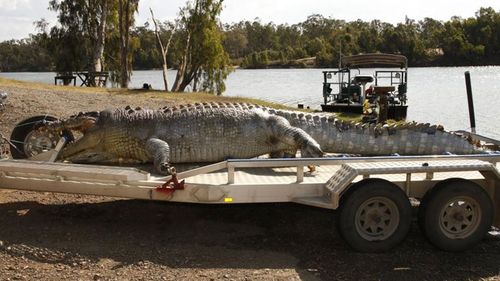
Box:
418, 179, 493, 251
337, 179, 412, 252
9, 115, 71, 159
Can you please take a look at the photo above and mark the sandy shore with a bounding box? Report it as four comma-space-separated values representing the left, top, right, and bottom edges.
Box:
0, 79, 500, 281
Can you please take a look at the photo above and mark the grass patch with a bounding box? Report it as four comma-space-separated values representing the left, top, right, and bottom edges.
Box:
0, 77, 111, 94
0, 77, 303, 110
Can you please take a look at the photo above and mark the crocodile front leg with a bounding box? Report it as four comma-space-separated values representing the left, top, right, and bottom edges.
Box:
145, 138, 172, 175
267, 115, 323, 158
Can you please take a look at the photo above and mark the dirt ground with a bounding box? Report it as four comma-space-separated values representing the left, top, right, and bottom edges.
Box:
1, 80, 500, 281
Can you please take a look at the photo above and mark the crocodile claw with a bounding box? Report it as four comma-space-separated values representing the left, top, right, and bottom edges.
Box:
158, 163, 176, 176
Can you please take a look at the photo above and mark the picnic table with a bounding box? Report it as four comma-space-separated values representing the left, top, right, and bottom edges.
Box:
54, 75, 76, 86
54, 71, 109, 87
75, 71, 109, 87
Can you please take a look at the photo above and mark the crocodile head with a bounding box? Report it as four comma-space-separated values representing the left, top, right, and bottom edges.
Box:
59, 128, 110, 163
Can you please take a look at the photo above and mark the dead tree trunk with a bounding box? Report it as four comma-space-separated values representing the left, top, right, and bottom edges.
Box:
150, 8, 175, 92
92, 0, 108, 73
171, 32, 191, 92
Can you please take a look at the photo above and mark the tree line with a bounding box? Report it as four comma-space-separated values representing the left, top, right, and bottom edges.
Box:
224, 7, 500, 68
0, 5, 499, 90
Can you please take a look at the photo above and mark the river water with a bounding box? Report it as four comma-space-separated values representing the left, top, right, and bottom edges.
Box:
1, 67, 500, 139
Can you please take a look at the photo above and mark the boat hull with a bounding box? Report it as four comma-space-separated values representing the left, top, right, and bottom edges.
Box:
321, 103, 407, 120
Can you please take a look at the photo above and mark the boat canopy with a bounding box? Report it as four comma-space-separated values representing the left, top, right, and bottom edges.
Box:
341, 53, 408, 69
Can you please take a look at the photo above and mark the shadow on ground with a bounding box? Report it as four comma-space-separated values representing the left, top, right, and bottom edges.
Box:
0, 199, 499, 280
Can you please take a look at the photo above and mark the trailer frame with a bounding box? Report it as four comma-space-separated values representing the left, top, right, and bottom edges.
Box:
1, 151, 500, 252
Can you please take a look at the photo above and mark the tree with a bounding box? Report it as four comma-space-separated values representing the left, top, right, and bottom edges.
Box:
0, 36, 52, 72
150, 8, 176, 91
117, 0, 139, 88
92, 0, 109, 72
132, 24, 162, 69
222, 23, 248, 59
244, 21, 279, 53
419, 17, 443, 49
171, 0, 230, 95
48, 0, 112, 73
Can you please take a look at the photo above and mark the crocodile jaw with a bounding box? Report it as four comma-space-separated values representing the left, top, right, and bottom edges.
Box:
63, 149, 116, 163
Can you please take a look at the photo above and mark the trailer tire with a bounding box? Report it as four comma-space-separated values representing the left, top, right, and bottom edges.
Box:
10, 115, 71, 159
418, 179, 493, 252
338, 179, 412, 252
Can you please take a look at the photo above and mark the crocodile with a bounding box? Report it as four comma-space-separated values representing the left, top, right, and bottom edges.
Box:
45, 104, 323, 174
45, 102, 485, 174
154, 102, 483, 156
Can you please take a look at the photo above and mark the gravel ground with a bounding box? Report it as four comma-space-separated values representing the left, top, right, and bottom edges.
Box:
1, 80, 500, 281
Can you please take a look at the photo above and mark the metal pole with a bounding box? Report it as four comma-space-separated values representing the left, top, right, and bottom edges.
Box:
464, 71, 476, 133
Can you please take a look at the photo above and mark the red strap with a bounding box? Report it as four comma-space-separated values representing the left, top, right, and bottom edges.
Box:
156, 173, 185, 195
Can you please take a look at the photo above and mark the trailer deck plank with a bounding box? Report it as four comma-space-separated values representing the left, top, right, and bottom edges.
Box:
0, 160, 149, 181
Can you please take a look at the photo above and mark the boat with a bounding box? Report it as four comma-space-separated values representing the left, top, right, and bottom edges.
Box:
321, 53, 408, 120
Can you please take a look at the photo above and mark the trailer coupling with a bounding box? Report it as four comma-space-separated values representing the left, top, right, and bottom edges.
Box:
156, 169, 185, 195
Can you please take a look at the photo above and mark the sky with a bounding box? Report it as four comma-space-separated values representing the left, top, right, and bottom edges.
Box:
0, 0, 499, 41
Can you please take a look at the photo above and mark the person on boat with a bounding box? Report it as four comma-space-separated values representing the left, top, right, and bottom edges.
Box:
365, 84, 377, 103
365, 84, 374, 95
363, 99, 372, 115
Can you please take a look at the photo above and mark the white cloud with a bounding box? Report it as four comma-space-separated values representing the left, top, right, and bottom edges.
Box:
0, 0, 29, 11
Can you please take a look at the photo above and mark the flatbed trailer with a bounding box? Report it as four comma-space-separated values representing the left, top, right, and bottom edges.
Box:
1, 150, 500, 252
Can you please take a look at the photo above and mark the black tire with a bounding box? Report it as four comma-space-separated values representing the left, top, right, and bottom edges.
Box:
418, 179, 493, 251
337, 179, 412, 252
9, 115, 71, 159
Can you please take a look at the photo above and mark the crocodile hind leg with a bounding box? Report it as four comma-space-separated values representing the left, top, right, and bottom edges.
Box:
145, 138, 172, 175
267, 115, 323, 158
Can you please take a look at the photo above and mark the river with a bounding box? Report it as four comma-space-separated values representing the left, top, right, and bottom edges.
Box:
1, 67, 500, 139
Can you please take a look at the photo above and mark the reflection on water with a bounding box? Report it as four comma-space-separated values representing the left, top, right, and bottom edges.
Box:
1, 67, 500, 139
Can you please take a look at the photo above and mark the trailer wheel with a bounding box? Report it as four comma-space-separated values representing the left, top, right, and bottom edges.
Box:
9, 115, 71, 159
338, 179, 412, 252
418, 179, 493, 251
